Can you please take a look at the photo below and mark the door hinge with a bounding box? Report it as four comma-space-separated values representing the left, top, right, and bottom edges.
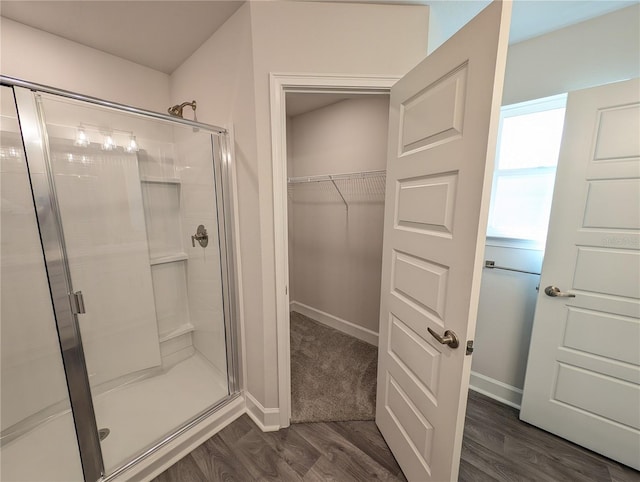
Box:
466, 340, 474, 356
69, 291, 86, 315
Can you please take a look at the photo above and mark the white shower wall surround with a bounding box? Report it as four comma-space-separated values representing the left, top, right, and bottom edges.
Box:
0, 80, 239, 481
174, 128, 228, 377
49, 133, 162, 386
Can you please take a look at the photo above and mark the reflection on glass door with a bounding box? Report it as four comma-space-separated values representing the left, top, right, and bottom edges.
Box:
33, 93, 232, 475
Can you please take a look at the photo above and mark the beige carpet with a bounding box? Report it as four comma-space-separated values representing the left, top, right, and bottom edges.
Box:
290, 311, 378, 423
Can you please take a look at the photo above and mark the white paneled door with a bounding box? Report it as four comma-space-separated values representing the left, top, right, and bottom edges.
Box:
520, 78, 640, 470
375, 2, 511, 480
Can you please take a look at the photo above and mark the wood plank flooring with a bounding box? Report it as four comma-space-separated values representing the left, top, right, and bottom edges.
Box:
152, 390, 639, 482
460, 391, 638, 482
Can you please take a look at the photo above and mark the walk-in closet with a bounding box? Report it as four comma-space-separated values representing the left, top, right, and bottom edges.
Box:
285, 92, 390, 422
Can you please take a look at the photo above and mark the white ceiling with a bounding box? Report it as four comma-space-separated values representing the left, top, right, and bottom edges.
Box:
427, 0, 637, 50
0, 1, 244, 74
0, 1, 636, 75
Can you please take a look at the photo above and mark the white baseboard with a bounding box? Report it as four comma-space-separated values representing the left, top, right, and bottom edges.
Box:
120, 395, 245, 481
469, 371, 523, 410
290, 301, 379, 346
244, 391, 280, 432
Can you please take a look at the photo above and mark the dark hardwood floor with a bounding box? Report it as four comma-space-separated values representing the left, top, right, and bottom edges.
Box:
459, 391, 638, 482
152, 390, 639, 482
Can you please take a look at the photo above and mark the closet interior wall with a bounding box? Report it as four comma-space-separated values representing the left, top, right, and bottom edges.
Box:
287, 95, 389, 341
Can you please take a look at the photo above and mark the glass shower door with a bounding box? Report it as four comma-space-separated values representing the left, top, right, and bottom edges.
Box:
18, 89, 235, 478
1, 86, 84, 482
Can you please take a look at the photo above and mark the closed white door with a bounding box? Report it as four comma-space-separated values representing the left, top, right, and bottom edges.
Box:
375, 2, 511, 480
520, 78, 640, 470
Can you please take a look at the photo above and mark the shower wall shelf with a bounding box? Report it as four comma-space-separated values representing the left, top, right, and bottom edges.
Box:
140, 176, 181, 184
288, 169, 386, 210
158, 323, 195, 344
150, 253, 188, 266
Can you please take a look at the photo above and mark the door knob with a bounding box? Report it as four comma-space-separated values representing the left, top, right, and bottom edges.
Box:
544, 285, 575, 298
427, 327, 459, 348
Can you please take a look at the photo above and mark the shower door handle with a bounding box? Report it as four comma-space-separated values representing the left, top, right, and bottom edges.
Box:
191, 224, 209, 248
69, 291, 86, 315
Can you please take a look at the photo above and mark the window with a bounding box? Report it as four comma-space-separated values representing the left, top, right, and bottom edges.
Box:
487, 93, 567, 244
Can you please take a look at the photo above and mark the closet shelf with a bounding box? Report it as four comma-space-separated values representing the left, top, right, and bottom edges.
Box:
288, 169, 386, 210
287, 169, 385, 184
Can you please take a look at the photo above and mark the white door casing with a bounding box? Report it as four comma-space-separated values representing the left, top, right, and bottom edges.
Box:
375, 2, 512, 481
520, 78, 640, 470
270, 74, 399, 429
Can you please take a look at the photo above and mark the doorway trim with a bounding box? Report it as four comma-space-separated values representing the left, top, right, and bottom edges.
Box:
270, 73, 399, 428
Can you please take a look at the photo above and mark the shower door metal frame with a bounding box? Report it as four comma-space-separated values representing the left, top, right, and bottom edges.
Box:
4, 76, 241, 482
12, 85, 105, 482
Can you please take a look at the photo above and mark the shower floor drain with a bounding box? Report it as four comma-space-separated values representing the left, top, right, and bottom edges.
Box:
99, 428, 110, 441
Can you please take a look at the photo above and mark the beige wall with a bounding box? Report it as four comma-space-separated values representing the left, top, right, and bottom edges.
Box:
288, 97, 390, 178
503, 4, 640, 105
248, 1, 428, 408
251, 1, 429, 408
288, 96, 389, 334
472, 243, 543, 405
0, 18, 170, 112
172, 1, 429, 410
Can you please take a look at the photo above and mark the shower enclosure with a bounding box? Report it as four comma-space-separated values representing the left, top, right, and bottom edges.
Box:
0, 77, 240, 481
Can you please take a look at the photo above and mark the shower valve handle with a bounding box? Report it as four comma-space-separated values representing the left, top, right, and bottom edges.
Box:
192, 224, 209, 248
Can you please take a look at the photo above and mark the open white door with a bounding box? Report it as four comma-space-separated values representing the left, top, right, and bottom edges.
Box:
375, 2, 511, 480
520, 78, 640, 470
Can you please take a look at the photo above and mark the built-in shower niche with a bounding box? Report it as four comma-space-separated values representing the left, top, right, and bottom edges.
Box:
137, 141, 195, 369
137, 133, 228, 382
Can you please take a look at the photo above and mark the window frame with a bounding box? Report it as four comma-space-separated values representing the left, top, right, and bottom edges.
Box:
487, 93, 568, 247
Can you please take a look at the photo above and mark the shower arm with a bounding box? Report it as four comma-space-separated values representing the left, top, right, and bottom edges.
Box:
168, 100, 197, 119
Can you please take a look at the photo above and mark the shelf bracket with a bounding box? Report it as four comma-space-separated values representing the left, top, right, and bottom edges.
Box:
329, 177, 348, 212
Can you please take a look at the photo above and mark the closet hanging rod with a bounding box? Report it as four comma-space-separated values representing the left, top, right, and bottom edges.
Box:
288, 169, 386, 184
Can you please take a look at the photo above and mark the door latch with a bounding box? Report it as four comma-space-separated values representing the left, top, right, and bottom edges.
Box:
466, 340, 474, 355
